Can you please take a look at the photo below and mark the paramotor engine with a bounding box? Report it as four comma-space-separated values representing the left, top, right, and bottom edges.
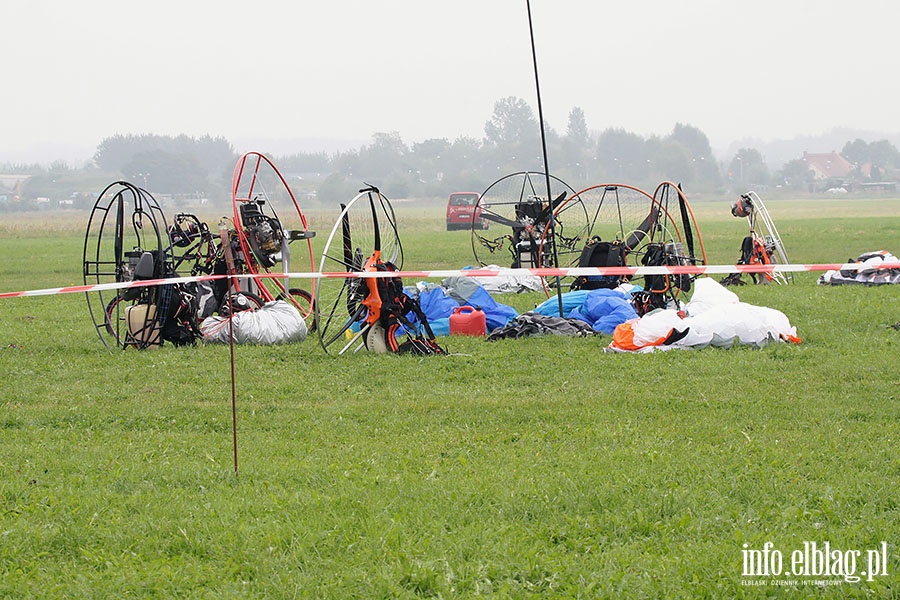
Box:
721, 190, 792, 285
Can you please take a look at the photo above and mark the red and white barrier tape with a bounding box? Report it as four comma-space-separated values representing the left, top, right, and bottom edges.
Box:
1, 262, 899, 299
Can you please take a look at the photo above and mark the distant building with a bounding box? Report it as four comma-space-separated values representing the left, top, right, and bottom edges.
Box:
0, 174, 31, 201
801, 151, 853, 180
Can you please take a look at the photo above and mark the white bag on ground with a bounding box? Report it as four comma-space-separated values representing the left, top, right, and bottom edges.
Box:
201, 300, 308, 344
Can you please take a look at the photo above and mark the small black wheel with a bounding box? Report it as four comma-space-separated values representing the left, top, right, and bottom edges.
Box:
219, 291, 265, 316
104, 294, 128, 344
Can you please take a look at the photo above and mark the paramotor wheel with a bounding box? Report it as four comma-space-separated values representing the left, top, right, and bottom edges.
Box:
471, 171, 579, 271
744, 191, 792, 284
315, 186, 402, 354
652, 182, 707, 267
232, 152, 317, 318
83, 181, 171, 350
618, 209, 700, 314
289, 288, 315, 331
537, 183, 660, 293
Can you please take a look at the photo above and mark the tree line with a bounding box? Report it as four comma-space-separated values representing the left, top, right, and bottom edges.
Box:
5, 97, 900, 210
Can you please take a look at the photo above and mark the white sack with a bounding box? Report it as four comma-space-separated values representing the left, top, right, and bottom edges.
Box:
201, 300, 308, 344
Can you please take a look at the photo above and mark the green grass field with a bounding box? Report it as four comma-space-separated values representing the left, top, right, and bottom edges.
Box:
1, 198, 898, 598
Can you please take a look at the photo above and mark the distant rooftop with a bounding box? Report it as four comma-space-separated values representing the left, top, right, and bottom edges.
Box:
802, 151, 852, 179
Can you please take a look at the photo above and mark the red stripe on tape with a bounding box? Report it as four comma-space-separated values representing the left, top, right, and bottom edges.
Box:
1, 263, 898, 299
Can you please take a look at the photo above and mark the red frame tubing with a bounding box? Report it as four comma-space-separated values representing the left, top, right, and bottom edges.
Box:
654, 181, 708, 266
231, 151, 316, 317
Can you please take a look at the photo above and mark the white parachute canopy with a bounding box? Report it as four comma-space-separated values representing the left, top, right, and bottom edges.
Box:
610, 277, 799, 352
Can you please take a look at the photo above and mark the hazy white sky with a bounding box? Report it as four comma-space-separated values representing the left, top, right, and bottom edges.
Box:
3, 1, 898, 162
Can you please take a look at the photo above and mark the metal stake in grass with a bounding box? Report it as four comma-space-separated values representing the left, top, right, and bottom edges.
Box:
219, 221, 239, 475
227, 277, 238, 476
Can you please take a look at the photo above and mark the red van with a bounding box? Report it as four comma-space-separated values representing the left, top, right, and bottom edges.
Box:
446, 192, 487, 230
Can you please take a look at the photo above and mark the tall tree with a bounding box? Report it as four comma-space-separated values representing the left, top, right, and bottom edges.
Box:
122, 150, 207, 195
595, 128, 646, 181
651, 138, 693, 185
668, 123, 713, 160
410, 137, 452, 195
565, 107, 590, 146
558, 107, 591, 182
411, 138, 451, 180
778, 158, 814, 189
483, 97, 541, 171
484, 96, 538, 147
92, 133, 236, 195
354, 132, 409, 184
868, 139, 899, 169
729, 148, 769, 185
841, 138, 869, 166
443, 136, 486, 191
276, 151, 332, 174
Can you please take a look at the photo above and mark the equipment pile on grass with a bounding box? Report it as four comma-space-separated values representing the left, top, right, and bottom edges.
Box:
818, 250, 900, 286
608, 277, 801, 352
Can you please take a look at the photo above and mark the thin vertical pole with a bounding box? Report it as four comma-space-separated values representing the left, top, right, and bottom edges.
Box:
219, 221, 239, 475
228, 282, 238, 475
526, 0, 564, 316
